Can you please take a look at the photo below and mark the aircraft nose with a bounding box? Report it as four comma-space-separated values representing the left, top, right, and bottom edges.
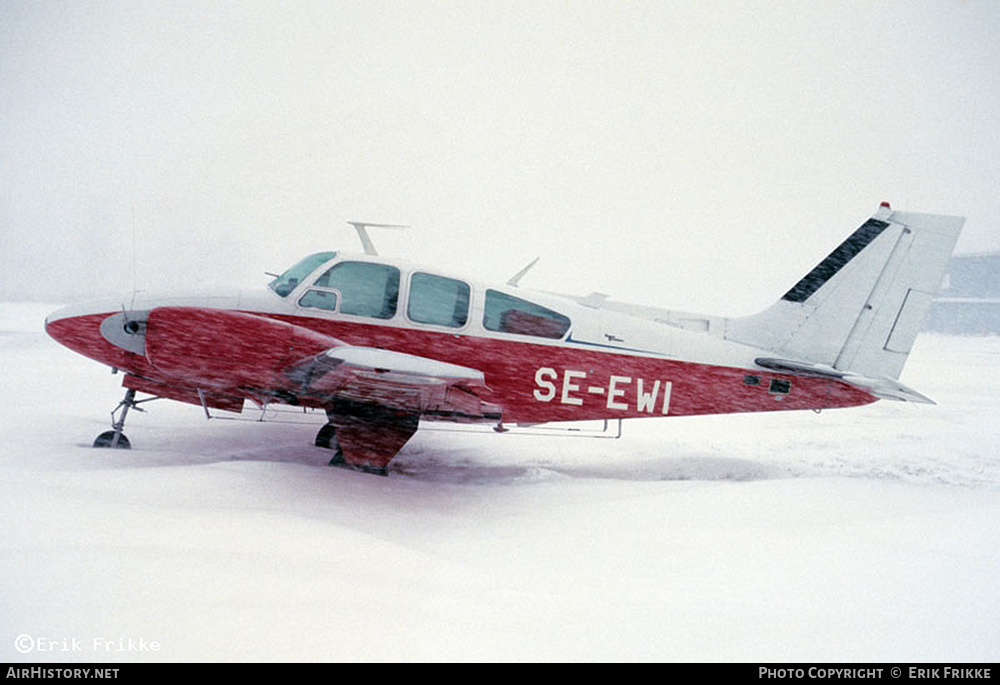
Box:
45, 299, 118, 331
45, 303, 82, 328
47, 299, 107, 323
44, 298, 127, 363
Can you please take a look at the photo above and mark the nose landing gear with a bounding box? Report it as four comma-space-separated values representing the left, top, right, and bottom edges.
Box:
93, 388, 157, 449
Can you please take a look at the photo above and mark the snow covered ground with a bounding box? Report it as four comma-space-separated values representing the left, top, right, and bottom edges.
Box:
2, 302, 999, 662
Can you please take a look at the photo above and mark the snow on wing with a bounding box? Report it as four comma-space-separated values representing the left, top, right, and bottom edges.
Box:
142, 307, 500, 420
285, 346, 500, 420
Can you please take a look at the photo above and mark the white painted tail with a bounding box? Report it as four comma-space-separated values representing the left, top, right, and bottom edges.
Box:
726, 205, 963, 381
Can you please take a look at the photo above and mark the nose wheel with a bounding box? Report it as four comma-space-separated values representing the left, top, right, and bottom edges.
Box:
94, 430, 131, 449
93, 388, 155, 449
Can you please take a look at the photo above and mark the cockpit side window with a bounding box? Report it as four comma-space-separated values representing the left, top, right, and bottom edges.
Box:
312, 261, 400, 319
269, 252, 336, 297
408, 272, 470, 328
483, 290, 571, 339
298, 289, 339, 312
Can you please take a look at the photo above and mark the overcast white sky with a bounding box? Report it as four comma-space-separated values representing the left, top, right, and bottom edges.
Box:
2, 1, 998, 312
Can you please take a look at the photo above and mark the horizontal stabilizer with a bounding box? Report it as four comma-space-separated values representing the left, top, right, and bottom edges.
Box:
755, 357, 934, 404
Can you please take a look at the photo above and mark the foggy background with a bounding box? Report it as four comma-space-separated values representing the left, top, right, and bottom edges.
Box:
2, 1, 998, 314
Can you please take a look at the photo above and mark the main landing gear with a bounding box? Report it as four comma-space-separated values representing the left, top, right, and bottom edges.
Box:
93, 388, 156, 449
314, 411, 355, 471
313, 404, 420, 477
315, 420, 341, 460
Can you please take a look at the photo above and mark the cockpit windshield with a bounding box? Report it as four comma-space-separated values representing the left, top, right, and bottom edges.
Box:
268, 252, 336, 297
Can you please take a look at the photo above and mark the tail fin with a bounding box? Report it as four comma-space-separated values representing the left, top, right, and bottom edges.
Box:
727, 204, 963, 382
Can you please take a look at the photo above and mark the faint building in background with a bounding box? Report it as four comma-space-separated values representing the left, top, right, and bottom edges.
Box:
925, 253, 1000, 335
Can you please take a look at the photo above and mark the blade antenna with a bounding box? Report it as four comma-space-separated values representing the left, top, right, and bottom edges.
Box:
347, 221, 409, 256
507, 257, 540, 287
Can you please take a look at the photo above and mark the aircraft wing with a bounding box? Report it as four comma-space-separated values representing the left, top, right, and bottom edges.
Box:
137, 306, 495, 411
284, 345, 499, 420
754, 357, 935, 404
131, 306, 501, 471
282, 344, 501, 474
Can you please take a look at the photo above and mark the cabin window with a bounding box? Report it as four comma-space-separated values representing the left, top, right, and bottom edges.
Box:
298, 289, 339, 312
408, 272, 470, 328
483, 290, 571, 339
312, 261, 400, 319
269, 252, 336, 297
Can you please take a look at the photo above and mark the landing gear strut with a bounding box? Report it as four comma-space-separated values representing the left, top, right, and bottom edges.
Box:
313, 409, 344, 468
313, 403, 418, 476
93, 388, 155, 449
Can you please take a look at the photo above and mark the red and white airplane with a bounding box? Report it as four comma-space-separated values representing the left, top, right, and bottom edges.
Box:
46, 204, 962, 475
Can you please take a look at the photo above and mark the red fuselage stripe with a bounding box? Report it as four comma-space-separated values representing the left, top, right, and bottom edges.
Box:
45, 311, 877, 423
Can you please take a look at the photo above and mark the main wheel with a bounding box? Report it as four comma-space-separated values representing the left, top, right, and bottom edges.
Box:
315, 423, 337, 449
93, 430, 131, 449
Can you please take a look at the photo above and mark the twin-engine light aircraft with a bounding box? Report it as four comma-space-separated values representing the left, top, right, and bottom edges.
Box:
46, 204, 963, 475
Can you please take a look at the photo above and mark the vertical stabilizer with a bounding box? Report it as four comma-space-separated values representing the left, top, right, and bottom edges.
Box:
726, 205, 963, 380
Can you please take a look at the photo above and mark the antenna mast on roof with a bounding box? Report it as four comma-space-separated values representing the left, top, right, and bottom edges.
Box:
507, 257, 540, 287
347, 221, 409, 256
